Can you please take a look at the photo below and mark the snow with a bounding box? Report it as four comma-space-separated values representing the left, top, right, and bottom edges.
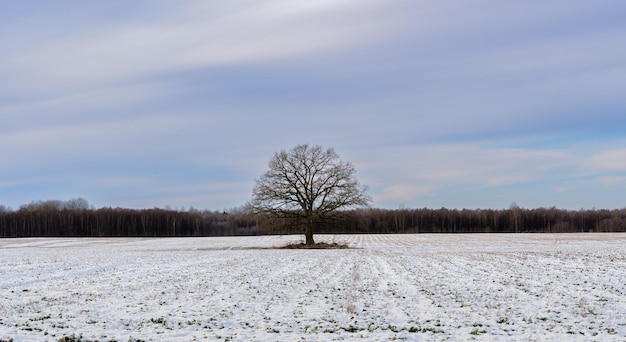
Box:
1, 234, 625, 341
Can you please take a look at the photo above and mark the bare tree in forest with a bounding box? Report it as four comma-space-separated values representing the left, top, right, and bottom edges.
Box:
510, 202, 521, 233
250, 144, 370, 245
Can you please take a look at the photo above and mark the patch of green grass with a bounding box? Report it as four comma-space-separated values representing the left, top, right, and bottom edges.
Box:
148, 317, 167, 325
470, 329, 487, 335
29, 314, 51, 322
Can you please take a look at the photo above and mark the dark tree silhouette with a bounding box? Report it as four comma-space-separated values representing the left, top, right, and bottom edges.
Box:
249, 144, 371, 245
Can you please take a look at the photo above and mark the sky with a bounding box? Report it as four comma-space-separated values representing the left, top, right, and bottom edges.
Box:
2, 0, 626, 211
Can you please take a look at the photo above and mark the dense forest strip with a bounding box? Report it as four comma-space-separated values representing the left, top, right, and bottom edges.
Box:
1, 199, 625, 237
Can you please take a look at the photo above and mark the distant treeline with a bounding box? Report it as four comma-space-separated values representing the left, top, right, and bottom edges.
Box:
1, 199, 625, 237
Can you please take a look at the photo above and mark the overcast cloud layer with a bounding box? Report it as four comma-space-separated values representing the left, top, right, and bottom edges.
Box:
2, 1, 626, 210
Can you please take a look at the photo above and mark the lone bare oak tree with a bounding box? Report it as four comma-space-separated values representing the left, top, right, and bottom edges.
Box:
250, 144, 371, 245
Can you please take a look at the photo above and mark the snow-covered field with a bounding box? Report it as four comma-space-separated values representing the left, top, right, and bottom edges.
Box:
1, 234, 625, 341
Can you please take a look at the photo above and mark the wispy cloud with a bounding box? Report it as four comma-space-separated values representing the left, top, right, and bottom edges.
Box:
375, 185, 437, 203
359, 144, 578, 207
555, 186, 572, 193
582, 148, 626, 173
362, 145, 570, 184
594, 176, 626, 187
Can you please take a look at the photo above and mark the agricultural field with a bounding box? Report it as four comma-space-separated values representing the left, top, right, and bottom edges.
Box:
1, 234, 625, 341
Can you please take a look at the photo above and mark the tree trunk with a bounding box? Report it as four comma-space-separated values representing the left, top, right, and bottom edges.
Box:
305, 217, 315, 245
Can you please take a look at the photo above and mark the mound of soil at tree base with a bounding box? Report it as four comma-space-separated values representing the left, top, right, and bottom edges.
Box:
278, 242, 350, 249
